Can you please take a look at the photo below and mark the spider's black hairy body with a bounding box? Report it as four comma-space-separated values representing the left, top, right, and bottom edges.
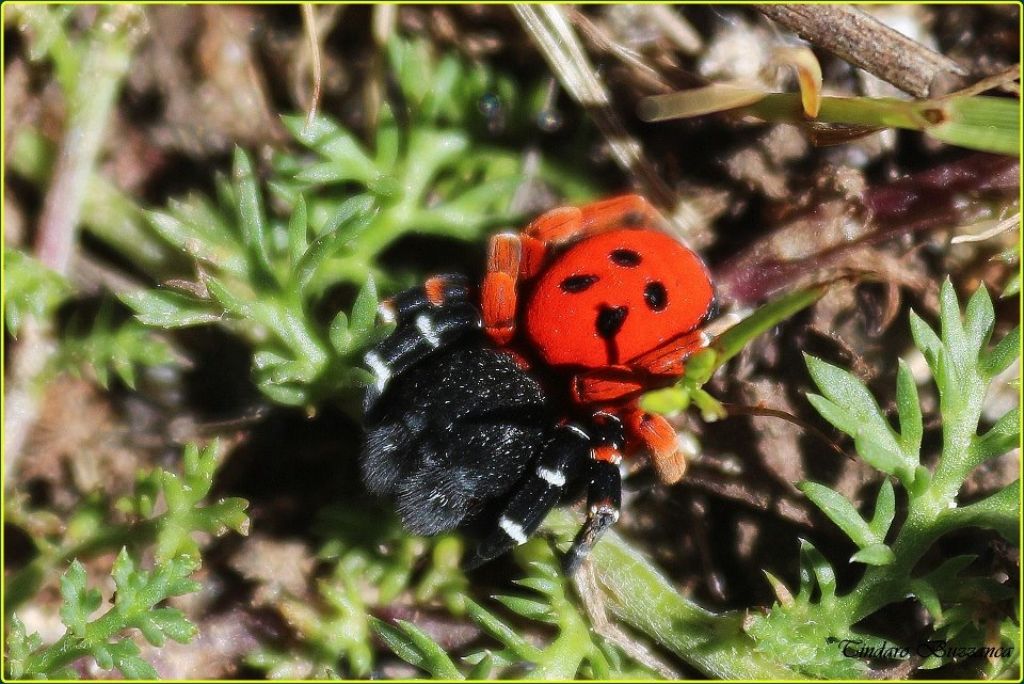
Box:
362, 337, 553, 536
359, 275, 625, 572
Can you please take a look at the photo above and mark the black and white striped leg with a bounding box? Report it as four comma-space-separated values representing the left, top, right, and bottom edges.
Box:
363, 302, 481, 414
563, 412, 625, 574
563, 459, 622, 575
464, 423, 591, 570
377, 274, 471, 326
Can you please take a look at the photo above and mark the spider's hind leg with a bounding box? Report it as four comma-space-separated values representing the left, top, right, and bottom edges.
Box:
464, 423, 591, 570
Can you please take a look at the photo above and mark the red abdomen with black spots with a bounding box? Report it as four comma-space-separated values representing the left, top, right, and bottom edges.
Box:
524, 229, 713, 369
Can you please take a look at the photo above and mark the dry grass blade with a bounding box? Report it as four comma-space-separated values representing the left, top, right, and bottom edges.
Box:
645, 5, 702, 56
566, 7, 667, 90
943, 64, 1020, 98
638, 83, 767, 122
300, 4, 322, 134
772, 47, 822, 118
512, 4, 708, 242
571, 560, 681, 679
950, 213, 1021, 245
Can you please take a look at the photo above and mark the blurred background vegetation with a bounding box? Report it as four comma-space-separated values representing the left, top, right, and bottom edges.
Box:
2, 4, 1020, 680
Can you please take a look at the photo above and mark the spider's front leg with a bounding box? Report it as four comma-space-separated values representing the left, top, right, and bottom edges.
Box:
464, 422, 591, 569
568, 369, 685, 484
571, 333, 706, 485
525, 194, 660, 246
571, 366, 646, 405
563, 413, 624, 575
629, 329, 708, 376
568, 329, 707, 405
614, 330, 708, 484
363, 284, 481, 414
481, 233, 524, 345
623, 407, 687, 485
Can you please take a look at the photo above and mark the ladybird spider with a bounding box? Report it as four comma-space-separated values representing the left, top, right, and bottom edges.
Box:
360, 195, 716, 572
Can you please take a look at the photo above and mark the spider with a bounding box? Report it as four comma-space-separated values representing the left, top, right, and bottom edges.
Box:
360, 195, 715, 572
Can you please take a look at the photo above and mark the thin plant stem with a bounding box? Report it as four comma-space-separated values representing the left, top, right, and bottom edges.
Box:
542, 509, 801, 679
4, 7, 145, 483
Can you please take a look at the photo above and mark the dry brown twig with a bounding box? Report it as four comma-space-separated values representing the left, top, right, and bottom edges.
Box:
755, 5, 969, 97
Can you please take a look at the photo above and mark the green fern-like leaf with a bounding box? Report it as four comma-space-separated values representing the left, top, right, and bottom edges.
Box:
746, 540, 869, 678
7, 442, 249, 620
805, 353, 921, 487
8, 550, 200, 679
371, 539, 656, 679
750, 278, 1021, 677
53, 302, 175, 389
371, 618, 463, 680
154, 442, 250, 563
122, 152, 387, 407
3, 246, 72, 337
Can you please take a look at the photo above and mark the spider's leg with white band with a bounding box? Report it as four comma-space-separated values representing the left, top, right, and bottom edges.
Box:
562, 460, 622, 574
363, 302, 481, 414
377, 274, 471, 326
563, 414, 625, 575
464, 423, 591, 570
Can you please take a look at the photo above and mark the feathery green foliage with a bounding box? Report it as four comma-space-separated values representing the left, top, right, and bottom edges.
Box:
3, 248, 175, 389
52, 302, 176, 389
370, 539, 657, 679
5, 443, 249, 679
2, 246, 72, 337
245, 506, 468, 678
270, 38, 592, 277
6, 442, 248, 612
6, 553, 200, 680
121, 149, 391, 407
744, 280, 1019, 677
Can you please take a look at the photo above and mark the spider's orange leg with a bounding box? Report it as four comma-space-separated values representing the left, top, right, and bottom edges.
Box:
525, 194, 660, 247
623, 407, 687, 484
629, 330, 709, 377
571, 330, 707, 405
518, 234, 547, 279
482, 233, 521, 345
570, 367, 646, 405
